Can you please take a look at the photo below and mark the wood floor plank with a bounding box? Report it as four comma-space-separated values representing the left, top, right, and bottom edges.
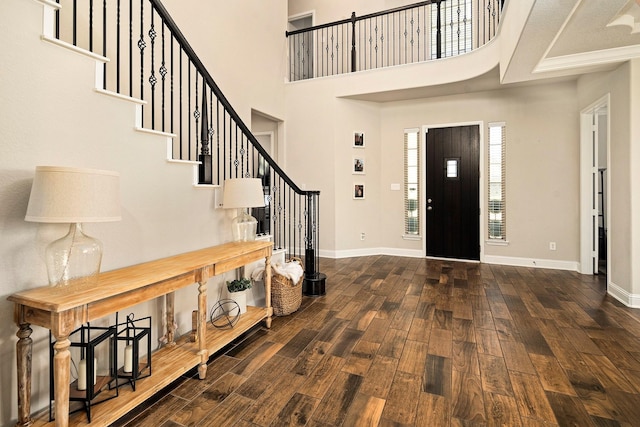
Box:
581, 353, 637, 393
171, 372, 246, 426
196, 393, 252, 427
341, 393, 386, 427
428, 327, 453, 358
242, 371, 308, 426
478, 353, 514, 397
452, 318, 476, 343
406, 317, 432, 343
359, 355, 399, 399
566, 368, 626, 422
297, 354, 346, 400
529, 353, 577, 396
546, 391, 597, 427
311, 371, 363, 426
451, 370, 486, 424
342, 339, 379, 376
415, 392, 451, 426
484, 392, 521, 427
381, 371, 421, 425
476, 328, 504, 357
277, 329, 319, 359
424, 354, 452, 397
500, 340, 536, 374
291, 340, 332, 377
398, 339, 430, 375
269, 392, 320, 427
452, 340, 480, 375
509, 371, 558, 424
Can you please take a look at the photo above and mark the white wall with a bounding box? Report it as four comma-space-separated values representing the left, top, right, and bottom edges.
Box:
286, 57, 581, 265
380, 82, 580, 263
0, 0, 286, 424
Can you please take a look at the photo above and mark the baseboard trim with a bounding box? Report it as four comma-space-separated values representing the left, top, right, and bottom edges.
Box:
483, 255, 579, 271
319, 247, 424, 259
607, 282, 640, 308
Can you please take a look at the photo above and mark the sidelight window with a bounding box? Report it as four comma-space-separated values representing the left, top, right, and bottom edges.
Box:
488, 122, 506, 240
404, 129, 420, 236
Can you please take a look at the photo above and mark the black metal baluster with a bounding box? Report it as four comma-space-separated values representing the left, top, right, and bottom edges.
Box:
55, 0, 60, 39
350, 12, 356, 72
216, 99, 221, 184
89, 0, 93, 51
436, 0, 442, 58
170, 33, 174, 135
187, 63, 192, 160
149, 9, 157, 129
138, 0, 145, 127
73, 0, 77, 45
179, 48, 183, 159
160, 22, 166, 132
102, 0, 106, 89
193, 74, 199, 166
116, 0, 121, 93
128, 0, 132, 97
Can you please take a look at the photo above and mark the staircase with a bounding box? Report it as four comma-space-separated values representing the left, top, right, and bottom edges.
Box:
42, 0, 325, 293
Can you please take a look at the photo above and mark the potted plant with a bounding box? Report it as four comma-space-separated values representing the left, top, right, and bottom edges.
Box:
226, 278, 252, 314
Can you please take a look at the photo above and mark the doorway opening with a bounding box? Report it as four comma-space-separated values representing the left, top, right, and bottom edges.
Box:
288, 13, 314, 81
580, 96, 609, 278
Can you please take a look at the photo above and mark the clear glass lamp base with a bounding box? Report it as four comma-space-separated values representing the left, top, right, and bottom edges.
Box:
45, 223, 103, 287
231, 210, 258, 242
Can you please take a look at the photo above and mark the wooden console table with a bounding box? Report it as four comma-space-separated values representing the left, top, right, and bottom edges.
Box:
9, 240, 273, 427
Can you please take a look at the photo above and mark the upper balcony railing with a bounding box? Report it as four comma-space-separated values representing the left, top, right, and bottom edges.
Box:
286, 0, 503, 81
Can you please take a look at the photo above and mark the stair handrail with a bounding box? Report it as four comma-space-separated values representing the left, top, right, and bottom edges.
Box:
149, 0, 311, 196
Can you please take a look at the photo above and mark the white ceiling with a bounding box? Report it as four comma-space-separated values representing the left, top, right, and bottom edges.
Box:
347, 0, 640, 102
504, 0, 640, 83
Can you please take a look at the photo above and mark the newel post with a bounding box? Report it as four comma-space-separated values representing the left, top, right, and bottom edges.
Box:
198, 87, 212, 184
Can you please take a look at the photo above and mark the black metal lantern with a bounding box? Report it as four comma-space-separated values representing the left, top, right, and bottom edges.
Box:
116, 314, 151, 391
49, 324, 118, 423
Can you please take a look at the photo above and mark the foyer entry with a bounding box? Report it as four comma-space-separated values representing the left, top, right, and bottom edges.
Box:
425, 125, 480, 260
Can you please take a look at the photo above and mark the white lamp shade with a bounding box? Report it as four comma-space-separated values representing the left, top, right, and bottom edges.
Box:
25, 166, 121, 223
222, 178, 265, 209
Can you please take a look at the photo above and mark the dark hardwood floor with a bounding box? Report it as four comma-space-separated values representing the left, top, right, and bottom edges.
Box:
115, 256, 640, 426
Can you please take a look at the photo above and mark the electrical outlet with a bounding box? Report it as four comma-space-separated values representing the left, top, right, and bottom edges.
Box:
360, 232, 365, 241
549, 242, 556, 251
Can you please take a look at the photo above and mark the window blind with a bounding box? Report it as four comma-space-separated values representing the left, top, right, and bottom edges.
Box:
404, 129, 420, 235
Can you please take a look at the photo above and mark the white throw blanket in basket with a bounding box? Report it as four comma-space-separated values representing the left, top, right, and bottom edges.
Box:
251, 260, 304, 285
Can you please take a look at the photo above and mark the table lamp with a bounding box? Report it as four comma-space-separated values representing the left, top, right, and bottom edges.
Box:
222, 178, 265, 241
25, 166, 121, 287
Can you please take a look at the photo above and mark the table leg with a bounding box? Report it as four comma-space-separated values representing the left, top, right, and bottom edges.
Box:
265, 253, 272, 329
16, 322, 34, 427
52, 335, 71, 427
166, 292, 176, 346
197, 280, 208, 379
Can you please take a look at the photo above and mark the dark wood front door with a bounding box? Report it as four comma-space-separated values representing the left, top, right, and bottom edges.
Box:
426, 125, 480, 260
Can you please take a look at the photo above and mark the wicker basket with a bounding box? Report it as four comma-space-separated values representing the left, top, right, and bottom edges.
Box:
271, 258, 303, 316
